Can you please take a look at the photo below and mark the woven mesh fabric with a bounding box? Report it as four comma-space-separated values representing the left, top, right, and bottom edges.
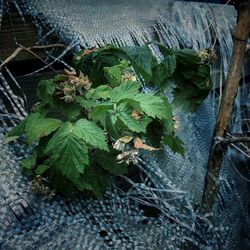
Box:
26, 0, 236, 71
0, 101, 221, 250
0, 1, 250, 249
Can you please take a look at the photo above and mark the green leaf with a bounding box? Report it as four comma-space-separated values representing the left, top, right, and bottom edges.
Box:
117, 111, 151, 133
176, 49, 200, 65
76, 97, 95, 109
103, 60, 129, 86
86, 85, 112, 100
111, 81, 140, 103
53, 74, 68, 83
37, 80, 55, 103
48, 168, 76, 197
74, 46, 125, 87
164, 115, 175, 134
45, 123, 89, 180
122, 46, 153, 81
146, 119, 164, 148
172, 64, 211, 112
153, 55, 176, 88
193, 65, 211, 90
104, 114, 119, 140
7, 118, 27, 138
163, 135, 185, 156
3, 135, 19, 144
74, 119, 108, 151
90, 103, 113, 126
78, 165, 110, 197
156, 43, 173, 57
25, 113, 62, 145
5, 119, 26, 143
21, 153, 37, 170
104, 65, 122, 86
35, 164, 50, 175
51, 99, 82, 121
93, 149, 128, 175
133, 94, 172, 119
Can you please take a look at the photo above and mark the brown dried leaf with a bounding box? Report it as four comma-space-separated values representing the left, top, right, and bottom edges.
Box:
64, 69, 76, 76
133, 138, 160, 151
118, 135, 134, 144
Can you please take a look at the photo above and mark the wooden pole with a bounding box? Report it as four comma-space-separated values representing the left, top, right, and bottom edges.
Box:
202, 0, 250, 214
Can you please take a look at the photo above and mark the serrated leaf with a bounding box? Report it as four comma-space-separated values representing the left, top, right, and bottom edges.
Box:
72, 165, 110, 197
77, 98, 95, 109
117, 111, 151, 133
6, 118, 27, 138
56, 100, 82, 121
25, 113, 62, 145
153, 55, 176, 88
146, 119, 164, 148
45, 123, 89, 180
74, 119, 108, 151
48, 168, 76, 197
104, 65, 122, 86
53, 74, 68, 83
35, 164, 50, 175
133, 94, 172, 119
156, 43, 173, 57
90, 103, 113, 126
75, 47, 123, 87
111, 81, 140, 102
37, 80, 55, 103
122, 46, 153, 82
105, 113, 120, 140
94, 149, 128, 175
163, 135, 185, 156
176, 49, 200, 65
86, 85, 112, 100
172, 64, 211, 112
103, 60, 129, 86
21, 153, 37, 170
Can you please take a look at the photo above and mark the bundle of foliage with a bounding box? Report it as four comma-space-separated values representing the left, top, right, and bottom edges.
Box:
6, 43, 212, 197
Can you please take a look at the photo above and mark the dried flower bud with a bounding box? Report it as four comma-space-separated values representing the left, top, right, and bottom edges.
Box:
63, 87, 73, 95
122, 72, 137, 82
113, 140, 125, 151
64, 95, 75, 103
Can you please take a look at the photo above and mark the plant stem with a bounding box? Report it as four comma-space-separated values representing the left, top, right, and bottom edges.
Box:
0, 43, 66, 71
201, 0, 250, 214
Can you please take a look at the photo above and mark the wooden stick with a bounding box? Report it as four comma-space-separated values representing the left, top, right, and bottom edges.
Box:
0, 43, 65, 70
216, 136, 250, 144
201, 0, 250, 214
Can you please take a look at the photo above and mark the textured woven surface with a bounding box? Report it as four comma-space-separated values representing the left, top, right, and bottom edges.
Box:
0, 1, 250, 249
0, 101, 221, 250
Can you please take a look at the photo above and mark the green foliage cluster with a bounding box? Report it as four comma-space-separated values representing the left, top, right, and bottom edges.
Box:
6, 43, 211, 197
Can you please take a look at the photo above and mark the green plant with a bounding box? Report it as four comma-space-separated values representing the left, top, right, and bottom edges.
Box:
6, 43, 211, 197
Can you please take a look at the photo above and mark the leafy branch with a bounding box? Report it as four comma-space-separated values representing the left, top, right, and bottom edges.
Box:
5, 43, 212, 198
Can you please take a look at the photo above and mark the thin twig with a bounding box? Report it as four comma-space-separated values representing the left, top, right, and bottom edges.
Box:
216, 136, 250, 144
0, 43, 66, 70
